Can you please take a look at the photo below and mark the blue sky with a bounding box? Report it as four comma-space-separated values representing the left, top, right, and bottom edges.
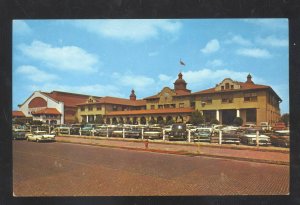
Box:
13, 19, 289, 114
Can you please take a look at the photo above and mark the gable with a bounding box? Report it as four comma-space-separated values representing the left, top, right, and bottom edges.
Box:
215, 78, 241, 91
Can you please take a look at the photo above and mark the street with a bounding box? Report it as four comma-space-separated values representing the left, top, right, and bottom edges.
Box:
13, 140, 289, 196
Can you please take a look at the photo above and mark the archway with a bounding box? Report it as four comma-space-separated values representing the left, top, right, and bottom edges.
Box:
157, 116, 164, 125
112, 117, 118, 124
106, 118, 111, 124
140, 116, 146, 125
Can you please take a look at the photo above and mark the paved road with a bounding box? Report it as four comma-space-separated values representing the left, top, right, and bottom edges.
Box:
13, 141, 289, 196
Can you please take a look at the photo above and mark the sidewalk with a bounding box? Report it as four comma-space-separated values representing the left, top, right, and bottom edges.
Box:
55, 135, 290, 165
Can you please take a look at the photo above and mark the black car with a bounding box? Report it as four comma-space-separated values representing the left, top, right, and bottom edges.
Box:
70, 124, 83, 135
125, 128, 141, 139
168, 123, 187, 141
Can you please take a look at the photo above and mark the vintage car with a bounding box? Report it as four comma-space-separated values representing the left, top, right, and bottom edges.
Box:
168, 123, 187, 141
95, 126, 114, 137
125, 128, 142, 139
193, 128, 211, 142
143, 127, 162, 139
219, 130, 240, 144
111, 127, 125, 137
272, 122, 287, 131
27, 131, 55, 142
12, 128, 29, 140
81, 124, 96, 136
240, 129, 271, 146
70, 124, 83, 135
270, 130, 290, 147
51, 126, 70, 135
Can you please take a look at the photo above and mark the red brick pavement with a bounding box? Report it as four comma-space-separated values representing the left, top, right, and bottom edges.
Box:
55, 136, 289, 165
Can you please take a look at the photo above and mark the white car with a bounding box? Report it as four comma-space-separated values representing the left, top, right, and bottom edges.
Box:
27, 131, 55, 142
240, 129, 270, 146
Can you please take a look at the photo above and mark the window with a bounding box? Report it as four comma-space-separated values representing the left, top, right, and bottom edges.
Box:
81, 107, 85, 111
179, 103, 184, 108
221, 95, 233, 103
221, 86, 224, 90
231, 85, 234, 89
150, 105, 155, 109
202, 96, 212, 104
244, 92, 257, 102
88, 106, 93, 111
158, 105, 163, 109
112, 105, 117, 111
191, 101, 195, 108
170, 104, 176, 108
96, 106, 101, 110
225, 83, 229, 89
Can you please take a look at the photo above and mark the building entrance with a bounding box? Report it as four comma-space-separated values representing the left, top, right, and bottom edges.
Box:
222, 109, 236, 125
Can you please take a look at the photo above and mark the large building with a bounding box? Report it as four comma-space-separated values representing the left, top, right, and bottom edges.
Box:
16, 91, 98, 124
14, 73, 282, 126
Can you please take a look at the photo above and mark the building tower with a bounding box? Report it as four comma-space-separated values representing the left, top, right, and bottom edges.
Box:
174, 72, 188, 91
130, 89, 136, 101
246, 74, 254, 84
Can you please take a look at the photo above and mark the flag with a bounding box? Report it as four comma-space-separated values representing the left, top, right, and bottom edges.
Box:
180, 59, 186, 66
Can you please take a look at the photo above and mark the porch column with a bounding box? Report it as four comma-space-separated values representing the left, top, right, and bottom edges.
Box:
86, 115, 89, 123
94, 115, 96, 121
216, 110, 220, 121
236, 109, 240, 117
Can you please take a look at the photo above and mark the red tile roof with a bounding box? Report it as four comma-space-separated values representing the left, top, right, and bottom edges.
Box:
12, 111, 25, 117
77, 96, 147, 107
31, 108, 61, 115
42, 91, 100, 107
193, 82, 269, 94
106, 107, 194, 116
144, 87, 191, 100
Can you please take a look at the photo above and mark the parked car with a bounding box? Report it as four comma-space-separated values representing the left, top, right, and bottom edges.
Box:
240, 129, 271, 146
27, 131, 55, 142
51, 126, 70, 135
193, 128, 211, 142
12, 128, 29, 140
270, 130, 290, 147
70, 124, 83, 135
95, 126, 114, 137
112, 126, 124, 137
143, 127, 162, 139
126, 128, 142, 139
272, 122, 287, 131
81, 124, 96, 136
168, 123, 187, 141
260, 122, 272, 132
219, 130, 240, 145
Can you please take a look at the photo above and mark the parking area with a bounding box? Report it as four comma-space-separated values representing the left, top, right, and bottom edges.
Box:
13, 140, 289, 196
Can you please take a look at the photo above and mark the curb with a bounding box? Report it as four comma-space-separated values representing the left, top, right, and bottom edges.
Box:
56, 135, 290, 154
56, 139, 289, 166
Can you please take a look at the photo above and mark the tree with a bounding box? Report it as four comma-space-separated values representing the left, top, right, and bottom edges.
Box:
166, 118, 175, 125
280, 113, 289, 127
190, 110, 204, 125
210, 118, 220, 125
233, 117, 243, 126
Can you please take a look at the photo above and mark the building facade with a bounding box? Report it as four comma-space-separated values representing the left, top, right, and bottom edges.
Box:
14, 73, 282, 126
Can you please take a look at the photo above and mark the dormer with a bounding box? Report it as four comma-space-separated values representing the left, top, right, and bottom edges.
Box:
86, 96, 97, 103
215, 78, 241, 91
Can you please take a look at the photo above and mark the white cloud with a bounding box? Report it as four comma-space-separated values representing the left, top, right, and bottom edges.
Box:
256, 36, 288, 47
73, 19, 182, 42
148, 51, 159, 57
179, 68, 265, 91
206, 59, 224, 67
13, 20, 32, 35
28, 83, 125, 98
16, 65, 59, 82
243, 19, 288, 30
225, 35, 252, 46
201, 39, 220, 54
112, 72, 155, 90
18, 40, 99, 72
158, 74, 172, 82
236, 48, 272, 58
